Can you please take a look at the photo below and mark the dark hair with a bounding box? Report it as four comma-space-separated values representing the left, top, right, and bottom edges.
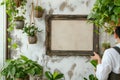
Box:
115, 26, 120, 38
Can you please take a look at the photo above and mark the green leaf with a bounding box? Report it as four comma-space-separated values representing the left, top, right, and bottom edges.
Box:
113, 7, 120, 15
8, 38, 12, 43
54, 73, 64, 80
111, 15, 119, 24
7, 26, 14, 32
101, 0, 110, 5
10, 66, 16, 76
89, 74, 94, 80
84, 77, 88, 80
20, 55, 28, 61
90, 60, 98, 68
114, 0, 120, 6
0, 1, 5, 5
45, 71, 53, 80
53, 71, 58, 79
11, 43, 18, 49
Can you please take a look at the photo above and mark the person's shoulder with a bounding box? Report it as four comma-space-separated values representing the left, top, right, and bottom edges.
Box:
104, 48, 114, 56
105, 47, 114, 52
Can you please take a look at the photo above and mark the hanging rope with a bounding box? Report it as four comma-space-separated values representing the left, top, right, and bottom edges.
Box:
30, 2, 35, 24
36, 0, 38, 6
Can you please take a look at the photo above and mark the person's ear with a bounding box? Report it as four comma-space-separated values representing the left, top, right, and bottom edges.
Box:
114, 32, 118, 39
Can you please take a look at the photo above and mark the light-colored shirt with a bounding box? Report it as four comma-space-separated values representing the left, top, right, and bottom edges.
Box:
96, 43, 120, 80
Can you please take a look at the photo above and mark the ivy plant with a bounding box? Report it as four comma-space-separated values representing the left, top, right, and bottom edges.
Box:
88, 0, 120, 34
0, 0, 27, 51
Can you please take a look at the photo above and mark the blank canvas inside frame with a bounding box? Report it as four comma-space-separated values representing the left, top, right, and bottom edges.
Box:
51, 20, 93, 51
46, 15, 99, 56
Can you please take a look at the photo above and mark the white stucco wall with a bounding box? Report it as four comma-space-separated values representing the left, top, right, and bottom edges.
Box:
0, 0, 6, 80
9, 0, 115, 80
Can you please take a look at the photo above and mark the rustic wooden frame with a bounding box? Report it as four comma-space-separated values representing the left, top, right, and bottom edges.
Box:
45, 15, 99, 56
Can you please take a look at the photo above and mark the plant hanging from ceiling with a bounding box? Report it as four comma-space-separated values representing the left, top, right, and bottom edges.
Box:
88, 0, 120, 34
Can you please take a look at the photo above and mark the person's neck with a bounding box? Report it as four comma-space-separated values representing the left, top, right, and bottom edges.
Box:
117, 38, 120, 43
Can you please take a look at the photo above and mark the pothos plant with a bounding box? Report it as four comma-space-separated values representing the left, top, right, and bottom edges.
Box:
0, 0, 27, 50
0, 55, 43, 80
88, 0, 120, 34
84, 60, 98, 80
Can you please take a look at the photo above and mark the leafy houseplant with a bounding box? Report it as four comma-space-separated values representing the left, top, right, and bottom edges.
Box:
23, 56, 43, 80
45, 71, 64, 80
14, 0, 27, 7
84, 74, 98, 80
0, 56, 28, 80
34, 6, 44, 18
102, 42, 111, 51
84, 60, 98, 80
23, 23, 41, 44
88, 0, 120, 34
14, 16, 25, 29
0, 55, 43, 80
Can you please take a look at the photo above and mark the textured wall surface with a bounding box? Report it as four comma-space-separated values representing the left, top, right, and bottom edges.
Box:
10, 0, 115, 80
0, 0, 6, 80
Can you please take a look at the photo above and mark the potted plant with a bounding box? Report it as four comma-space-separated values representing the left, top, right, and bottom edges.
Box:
22, 55, 43, 80
0, 55, 43, 80
88, 0, 120, 34
45, 71, 64, 80
26, 60, 43, 80
34, 6, 44, 18
23, 23, 41, 44
14, 0, 27, 7
84, 60, 98, 80
0, 56, 29, 80
14, 16, 25, 29
102, 42, 111, 51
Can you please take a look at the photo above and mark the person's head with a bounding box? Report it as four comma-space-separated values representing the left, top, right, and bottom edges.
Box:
114, 26, 120, 40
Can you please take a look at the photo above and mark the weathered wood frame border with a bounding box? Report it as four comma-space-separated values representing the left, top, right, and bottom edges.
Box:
45, 15, 99, 56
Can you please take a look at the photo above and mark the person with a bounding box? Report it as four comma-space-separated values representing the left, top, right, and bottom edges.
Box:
91, 26, 120, 80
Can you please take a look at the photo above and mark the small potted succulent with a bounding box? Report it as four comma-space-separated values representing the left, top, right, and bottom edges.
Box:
23, 23, 41, 44
14, 16, 25, 29
34, 6, 44, 18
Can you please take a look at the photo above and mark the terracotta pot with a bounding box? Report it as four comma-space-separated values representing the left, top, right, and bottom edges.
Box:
14, 0, 22, 7
15, 20, 24, 29
15, 76, 29, 80
15, 78, 24, 80
28, 35, 37, 44
30, 75, 42, 80
34, 10, 44, 18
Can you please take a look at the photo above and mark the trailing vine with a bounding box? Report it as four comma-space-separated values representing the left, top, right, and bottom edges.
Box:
1, 0, 27, 50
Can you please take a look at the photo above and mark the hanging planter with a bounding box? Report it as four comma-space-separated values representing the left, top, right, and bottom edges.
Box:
14, 0, 22, 7
28, 35, 37, 44
14, 16, 25, 29
34, 6, 44, 18
23, 23, 42, 44
14, 0, 27, 7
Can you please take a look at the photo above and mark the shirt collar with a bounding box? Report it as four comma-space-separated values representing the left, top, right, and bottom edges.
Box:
116, 43, 120, 47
